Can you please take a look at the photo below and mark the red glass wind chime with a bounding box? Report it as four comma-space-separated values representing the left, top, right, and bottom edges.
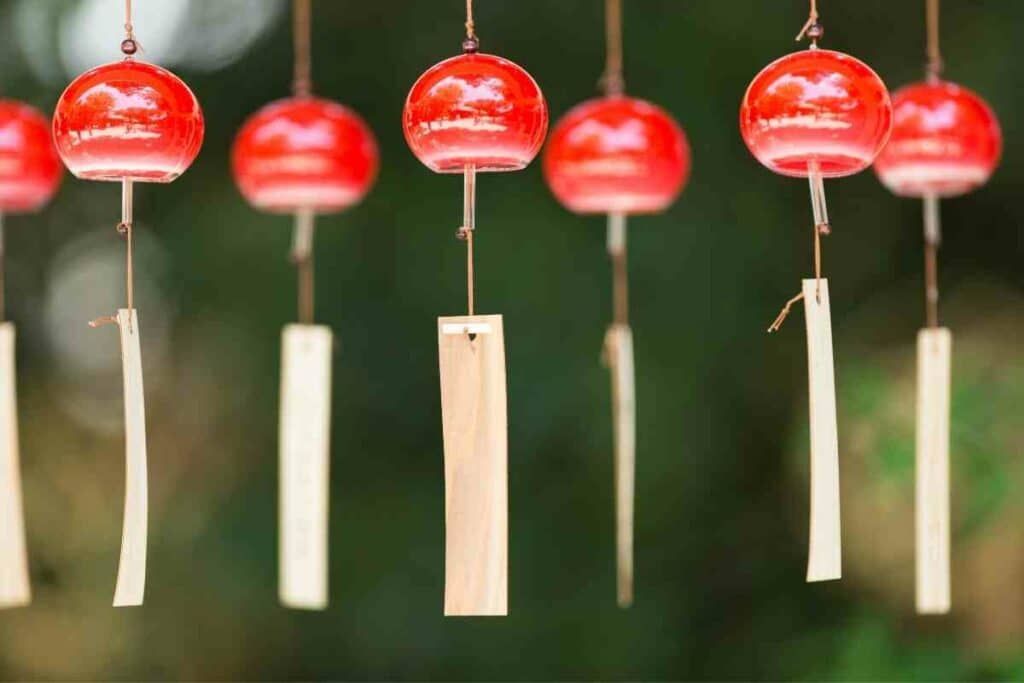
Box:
873, 0, 1001, 614
231, 0, 378, 611
0, 103, 62, 609
52, 0, 204, 606
402, 0, 547, 616
739, 0, 892, 582
543, 0, 690, 607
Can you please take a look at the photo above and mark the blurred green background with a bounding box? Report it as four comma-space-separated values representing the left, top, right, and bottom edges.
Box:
0, 0, 1020, 680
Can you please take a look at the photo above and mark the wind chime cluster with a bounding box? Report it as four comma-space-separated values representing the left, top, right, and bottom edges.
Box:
0, 0, 1004, 618
739, 0, 1000, 615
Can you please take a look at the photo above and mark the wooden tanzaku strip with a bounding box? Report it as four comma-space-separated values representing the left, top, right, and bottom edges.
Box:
0, 323, 29, 608
438, 314, 507, 616
605, 323, 635, 608
113, 309, 148, 606
916, 327, 951, 614
278, 324, 333, 610
802, 279, 841, 582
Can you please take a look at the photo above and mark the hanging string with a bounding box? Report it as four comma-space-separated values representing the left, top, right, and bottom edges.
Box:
0, 213, 5, 322
608, 213, 628, 324
463, 0, 479, 52
122, 179, 134, 314
288, 0, 315, 324
457, 166, 477, 316
795, 0, 824, 45
601, 0, 625, 95
926, 0, 942, 81
121, 0, 139, 55
293, 0, 313, 97
767, 222, 825, 333
465, 0, 476, 40
90, 180, 135, 330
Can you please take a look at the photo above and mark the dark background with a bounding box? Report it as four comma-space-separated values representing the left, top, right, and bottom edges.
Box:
0, 0, 1021, 680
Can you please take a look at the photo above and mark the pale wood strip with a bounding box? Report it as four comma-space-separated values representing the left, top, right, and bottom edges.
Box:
916, 327, 952, 614
802, 280, 841, 582
0, 323, 29, 608
278, 324, 333, 610
438, 314, 507, 616
113, 309, 148, 607
605, 324, 635, 607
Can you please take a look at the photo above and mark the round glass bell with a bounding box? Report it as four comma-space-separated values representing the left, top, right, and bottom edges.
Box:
403, 53, 548, 173
873, 81, 1001, 198
0, 101, 62, 212
740, 49, 892, 178
543, 96, 690, 214
53, 60, 204, 183
232, 97, 379, 214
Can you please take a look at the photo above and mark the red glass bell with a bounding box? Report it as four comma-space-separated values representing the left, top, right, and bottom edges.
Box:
543, 96, 689, 214
403, 53, 548, 173
232, 97, 378, 214
53, 60, 204, 183
873, 81, 1001, 198
0, 101, 62, 212
740, 49, 892, 178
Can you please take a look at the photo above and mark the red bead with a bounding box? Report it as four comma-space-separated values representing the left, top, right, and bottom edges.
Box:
232, 97, 378, 214
873, 81, 1001, 198
53, 60, 204, 183
403, 53, 548, 173
0, 100, 62, 213
740, 49, 892, 178
543, 96, 690, 214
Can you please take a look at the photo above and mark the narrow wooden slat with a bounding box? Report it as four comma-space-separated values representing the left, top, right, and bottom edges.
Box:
0, 323, 29, 608
278, 324, 333, 610
802, 279, 841, 582
916, 327, 951, 614
113, 309, 148, 607
438, 314, 507, 616
606, 323, 635, 607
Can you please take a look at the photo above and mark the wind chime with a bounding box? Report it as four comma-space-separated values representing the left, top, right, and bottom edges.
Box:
402, 0, 547, 616
873, 0, 1001, 614
739, 0, 892, 582
0, 102, 62, 609
231, 0, 378, 611
542, 0, 690, 608
52, 0, 205, 606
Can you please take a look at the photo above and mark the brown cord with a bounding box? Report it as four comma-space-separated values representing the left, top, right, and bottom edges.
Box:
465, 0, 476, 40
293, 0, 313, 97
298, 251, 314, 324
795, 0, 820, 44
466, 229, 475, 316
458, 165, 477, 316
612, 249, 628, 325
924, 243, 938, 328
124, 0, 134, 40
0, 213, 5, 322
814, 222, 822, 301
602, 0, 625, 96
608, 214, 628, 325
926, 0, 942, 81
91, 180, 135, 330
767, 223, 825, 333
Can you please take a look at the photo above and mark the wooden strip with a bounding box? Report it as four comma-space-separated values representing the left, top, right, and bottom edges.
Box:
802, 279, 841, 582
438, 314, 507, 616
278, 324, 333, 610
0, 323, 29, 608
916, 327, 951, 614
113, 309, 148, 607
606, 323, 635, 608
